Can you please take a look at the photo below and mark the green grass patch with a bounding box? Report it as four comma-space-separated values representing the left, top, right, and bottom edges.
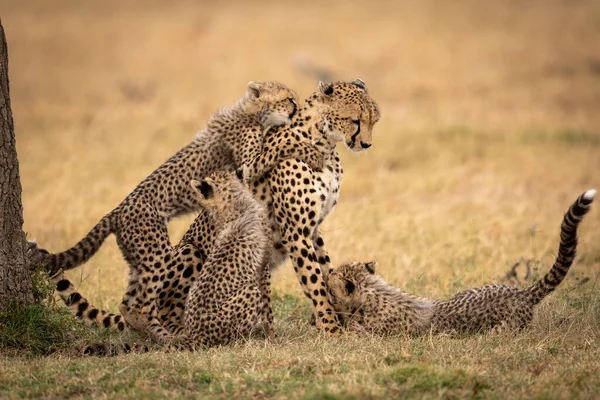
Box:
379, 364, 490, 398
0, 301, 83, 356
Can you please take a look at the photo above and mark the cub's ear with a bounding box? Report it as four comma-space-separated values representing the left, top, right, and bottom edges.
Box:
364, 261, 378, 274
247, 81, 262, 98
344, 280, 356, 295
190, 179, 214, 199
235, 168, 244, 181
318, 81, 334, 97
351, 78, 367, 93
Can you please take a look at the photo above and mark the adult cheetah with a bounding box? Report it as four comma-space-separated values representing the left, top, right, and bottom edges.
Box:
247, 79, 380, 334
50, 79, 381, 337
327, 190, 596, 336
28, 81, 324, 336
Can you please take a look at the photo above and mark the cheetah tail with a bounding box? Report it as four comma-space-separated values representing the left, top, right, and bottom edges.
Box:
526, 189, 595, 304
34, 213, 114, 273
53, 275, 128, 332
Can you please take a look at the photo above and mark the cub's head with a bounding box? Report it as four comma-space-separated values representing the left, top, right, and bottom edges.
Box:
327, 260, 378, 314
314, 79, 380, 152
190, 170, 249, 217
244, 81, 299, 128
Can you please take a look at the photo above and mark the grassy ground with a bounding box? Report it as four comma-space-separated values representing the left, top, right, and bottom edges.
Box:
2, 0, 600, 398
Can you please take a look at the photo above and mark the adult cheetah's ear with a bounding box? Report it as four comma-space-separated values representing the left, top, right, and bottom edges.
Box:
351, 78, 368, 93
247, 81, 262, 98
318, 81, 334, 97
190, 179, 214, 200
364, 261, 378, 274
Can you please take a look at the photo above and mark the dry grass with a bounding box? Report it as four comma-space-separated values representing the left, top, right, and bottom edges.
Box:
1, 0, 600, 398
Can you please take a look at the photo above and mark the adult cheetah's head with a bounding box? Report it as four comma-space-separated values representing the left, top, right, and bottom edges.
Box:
245, 81, 299, 128
315, 79, 380, 152
327, 260, 378, 314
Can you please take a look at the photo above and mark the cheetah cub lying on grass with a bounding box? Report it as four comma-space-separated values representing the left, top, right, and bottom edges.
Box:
327, 190, 596, 336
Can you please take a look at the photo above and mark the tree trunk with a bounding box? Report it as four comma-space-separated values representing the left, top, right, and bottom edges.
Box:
0, 18, 33, 311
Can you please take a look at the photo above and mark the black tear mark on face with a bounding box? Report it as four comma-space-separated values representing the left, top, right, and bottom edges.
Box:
345, 280, 356, 295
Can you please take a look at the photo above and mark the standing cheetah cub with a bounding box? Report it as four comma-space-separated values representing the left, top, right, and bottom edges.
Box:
328, 190, 596, 336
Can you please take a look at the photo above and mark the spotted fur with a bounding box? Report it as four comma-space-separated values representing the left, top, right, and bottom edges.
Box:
81, 170, 273, 354
28, 81, 324, 337
241, 79, 380, 334
328, 190, 595, 336
51, 79, 381, 336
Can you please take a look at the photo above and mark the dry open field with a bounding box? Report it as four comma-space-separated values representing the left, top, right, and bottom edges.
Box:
1, 0, 600, 398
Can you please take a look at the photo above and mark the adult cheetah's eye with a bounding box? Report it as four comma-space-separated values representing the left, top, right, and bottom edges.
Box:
344, 280, 355, 295
288, 98, 298, 118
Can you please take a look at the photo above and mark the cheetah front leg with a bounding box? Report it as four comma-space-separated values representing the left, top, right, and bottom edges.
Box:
312, 229, 332, 279
270, 194, 341, 335
307, 229, 335, 327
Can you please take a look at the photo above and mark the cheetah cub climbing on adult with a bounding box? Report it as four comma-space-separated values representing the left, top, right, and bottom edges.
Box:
327, 190, 596, 336
50, 169, 277, 343
28, 81, 324, 334
80, 170, 273, 354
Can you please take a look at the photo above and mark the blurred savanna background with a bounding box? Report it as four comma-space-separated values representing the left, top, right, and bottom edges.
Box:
2, 0, 600, 398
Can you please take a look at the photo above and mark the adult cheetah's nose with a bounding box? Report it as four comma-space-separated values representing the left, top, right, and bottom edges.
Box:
360, 142, 371, 149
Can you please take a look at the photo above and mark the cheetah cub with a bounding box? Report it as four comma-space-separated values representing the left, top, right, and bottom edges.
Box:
328, 190, 596, 336
181, 170, 273, 347
80, 170, 273, 354
178, 172, 272, 347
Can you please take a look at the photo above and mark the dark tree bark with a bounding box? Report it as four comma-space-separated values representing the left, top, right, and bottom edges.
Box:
0, 18, 33, 311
